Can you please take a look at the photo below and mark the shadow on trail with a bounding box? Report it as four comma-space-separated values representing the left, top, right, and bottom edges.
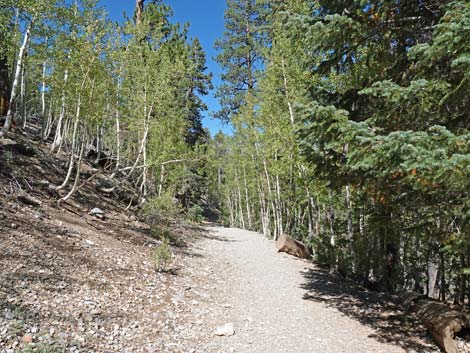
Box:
300, 268, 435, 352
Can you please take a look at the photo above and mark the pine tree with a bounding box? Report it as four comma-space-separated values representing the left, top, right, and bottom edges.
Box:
214, 0, 268, 121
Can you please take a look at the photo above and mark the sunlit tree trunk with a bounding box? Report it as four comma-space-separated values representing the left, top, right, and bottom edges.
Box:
1, 24, 31, 137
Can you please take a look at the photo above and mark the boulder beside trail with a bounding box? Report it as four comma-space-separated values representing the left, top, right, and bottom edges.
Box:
276, 234, 311, 260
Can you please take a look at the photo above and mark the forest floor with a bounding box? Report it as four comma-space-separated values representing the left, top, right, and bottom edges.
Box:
0, 127, 441, 353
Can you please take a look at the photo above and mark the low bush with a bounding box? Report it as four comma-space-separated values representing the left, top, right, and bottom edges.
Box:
152, 238, 173, 272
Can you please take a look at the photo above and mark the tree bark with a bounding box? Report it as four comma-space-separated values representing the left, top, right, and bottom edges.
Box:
58, 139, 85, 206
135, 0, 145, 25
1, 24, 31, 137
55, 100, 80, 191
242, 163, 252, 229
440, 251, 446, 302
51, 69, 69, 151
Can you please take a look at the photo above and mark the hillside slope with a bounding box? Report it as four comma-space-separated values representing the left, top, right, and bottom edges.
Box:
0, 125, 215, 352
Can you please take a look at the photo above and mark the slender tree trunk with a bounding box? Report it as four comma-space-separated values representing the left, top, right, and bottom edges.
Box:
459, 254, 466, 305
257, 177, 268, 236
345, 184, 356, 272
242, 164, 252, 229
275, 172, 283, 236
41, 44, 47, 119
427, 253, 439, 299
0, 23, 31, 137
51, 69, 69, 151
126, 104, 152, 179
328, 190, 338, 273
135, 0, 145, 25
281, 58, 295, 125
112, 76, 122, 175
58, 139, 85, 206
158, 165, 165, 197
227, 194, 234, 227
235, 170, 245, 229
55, 96, 80, 191
263, 160, 277, 239
94, 124, 103, 165
20, 60, 26, 128
140, 133, 148, 202
440, 251, 446, 302
42, 97, 54, 140
57, 117, 70, 155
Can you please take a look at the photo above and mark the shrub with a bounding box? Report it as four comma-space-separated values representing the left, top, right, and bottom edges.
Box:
152, 238, 172, 272
186, 204, 204, 223
141, 193, 181, 225
18, 343, 65, 353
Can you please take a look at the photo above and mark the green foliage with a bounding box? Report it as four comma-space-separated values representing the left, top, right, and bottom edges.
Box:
214, 0, 268, 121
186, 204, 204, 223
141, 193, 181, 224
213, 0, 470, 300
17, 343, 65, 353
1, 0, 213, 218
152, 237, 172, 272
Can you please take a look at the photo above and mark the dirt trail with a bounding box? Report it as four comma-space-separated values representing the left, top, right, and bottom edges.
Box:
196, 226, 438, 353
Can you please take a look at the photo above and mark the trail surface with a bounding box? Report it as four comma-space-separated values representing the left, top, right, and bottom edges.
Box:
196, 226, 437, 353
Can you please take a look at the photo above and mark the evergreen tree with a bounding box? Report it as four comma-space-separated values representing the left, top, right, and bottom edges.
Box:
214, 0, 268, 121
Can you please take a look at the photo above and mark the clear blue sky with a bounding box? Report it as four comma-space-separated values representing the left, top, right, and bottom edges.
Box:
97, 0, 232, 137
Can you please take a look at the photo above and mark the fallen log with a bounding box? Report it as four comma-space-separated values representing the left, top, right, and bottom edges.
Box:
276, 234, 311, 260
401, 292, 470, 353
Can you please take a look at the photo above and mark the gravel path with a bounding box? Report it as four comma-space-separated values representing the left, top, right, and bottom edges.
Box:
197, 226, 437, 353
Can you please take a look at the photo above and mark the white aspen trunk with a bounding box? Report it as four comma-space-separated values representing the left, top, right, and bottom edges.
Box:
113, 76, 122, 175
94, 120, 104, 165
263, 160, 277, 239
126, 106, 151, 179
281, 58, 295, 125
328, 190, 338, 273
235, 170, 245, 229
343, 143, 355, 269
51, 69, 69, 151
345, 184, 355, 267
257, 178, 268, 236
58, 117, 71, 155
55, 96, 80, 191
275, 172, 284, 236
20, 61, 26, 128
58, 139, 84, 205
42, 97, 54, 140
0, 24, 31, 137
158, 165, 165, 197
217, 166, 222, 191
41, 56, 47, 118
242, 164, 252, 229
227, 194, 234, 227
306, 186, 314, 238
140, 134, 148, 202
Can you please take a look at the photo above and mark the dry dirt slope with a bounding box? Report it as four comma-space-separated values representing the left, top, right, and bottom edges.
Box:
0, 130, 222, 352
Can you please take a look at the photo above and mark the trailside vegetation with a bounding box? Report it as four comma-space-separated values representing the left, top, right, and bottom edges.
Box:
0, 0, 212, 216
211, 0, 470, 302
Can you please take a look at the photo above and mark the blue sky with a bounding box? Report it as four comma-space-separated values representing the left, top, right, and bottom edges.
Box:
97, 0, 232, 136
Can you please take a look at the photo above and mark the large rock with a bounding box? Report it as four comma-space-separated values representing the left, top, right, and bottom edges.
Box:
89, 207, 105, 220
276, 234, 311, 259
